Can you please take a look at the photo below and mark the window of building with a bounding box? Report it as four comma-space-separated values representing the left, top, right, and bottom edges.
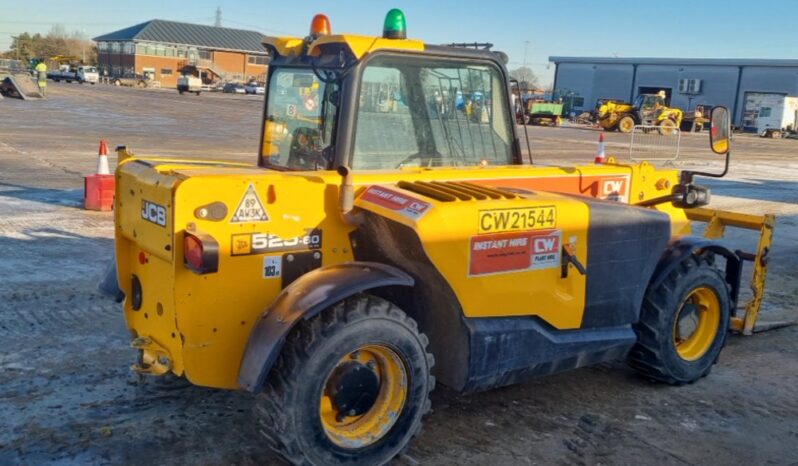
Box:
123, 42, 135, 55
161, 68, 173, 76
198, 49, 212, 60
164, 46, 175, 57
110, 42, 120, 53
97, 42, 108, 52
248, 55, 268, 65
135, 44, 146, 55
572, 97, 585, 108
760, 107, 772, 118
177, 48, 185, 58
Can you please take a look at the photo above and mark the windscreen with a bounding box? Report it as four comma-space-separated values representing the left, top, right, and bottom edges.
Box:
352, 55, 514, 170
261, 68, 339, 170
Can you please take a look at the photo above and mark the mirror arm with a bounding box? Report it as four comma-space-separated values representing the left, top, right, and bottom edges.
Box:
681, 151, 731, 181
509, 78, 533, 164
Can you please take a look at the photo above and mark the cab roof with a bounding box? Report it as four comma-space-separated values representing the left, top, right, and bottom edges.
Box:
262, 34, 504, 63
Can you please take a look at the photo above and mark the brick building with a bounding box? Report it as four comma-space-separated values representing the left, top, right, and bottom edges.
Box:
93, 19, 268, 87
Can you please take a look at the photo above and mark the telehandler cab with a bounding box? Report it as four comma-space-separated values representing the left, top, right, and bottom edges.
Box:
108, 9, 776, 465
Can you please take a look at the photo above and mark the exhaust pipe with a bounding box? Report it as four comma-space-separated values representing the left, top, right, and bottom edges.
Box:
337, 165, 363, 226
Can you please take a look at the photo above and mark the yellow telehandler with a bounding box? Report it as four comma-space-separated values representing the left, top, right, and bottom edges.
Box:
103, 10, 776, 465
597, 90, 684, 134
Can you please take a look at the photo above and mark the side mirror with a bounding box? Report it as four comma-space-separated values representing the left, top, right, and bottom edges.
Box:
709, 106, 731, 155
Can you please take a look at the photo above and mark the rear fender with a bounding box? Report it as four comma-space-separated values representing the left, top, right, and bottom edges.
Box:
649, 236, 742, 312
237, 261, 414, 393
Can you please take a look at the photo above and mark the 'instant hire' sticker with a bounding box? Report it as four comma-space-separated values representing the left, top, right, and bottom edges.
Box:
469, 229, 561, 276
231, 184, 269, 223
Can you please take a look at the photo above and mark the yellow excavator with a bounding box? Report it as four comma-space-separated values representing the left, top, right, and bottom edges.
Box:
597, 90, 683, 134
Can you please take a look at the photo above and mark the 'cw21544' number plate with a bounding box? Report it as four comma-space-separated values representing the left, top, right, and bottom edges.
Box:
478, 206, 556, 234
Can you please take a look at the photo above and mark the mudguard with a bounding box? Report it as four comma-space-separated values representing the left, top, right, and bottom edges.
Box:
649, 236, 743, 311
237, 261, 414, 393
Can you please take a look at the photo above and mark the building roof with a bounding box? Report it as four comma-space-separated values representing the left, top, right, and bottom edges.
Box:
94, 20, 267, 54
549, 56, 798, 67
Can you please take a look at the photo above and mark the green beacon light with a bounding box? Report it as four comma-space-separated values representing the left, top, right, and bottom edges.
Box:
383, 8, 407, 39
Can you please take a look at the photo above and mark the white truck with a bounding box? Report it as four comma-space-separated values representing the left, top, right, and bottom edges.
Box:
48, 64, 99, 84
177, 74, 202, 95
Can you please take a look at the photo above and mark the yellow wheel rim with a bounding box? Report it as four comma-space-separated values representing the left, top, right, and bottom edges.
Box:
659, 119, 676, 135
320, 345, 408, 449
673, 287, 721, 361
619, 117, 634, 133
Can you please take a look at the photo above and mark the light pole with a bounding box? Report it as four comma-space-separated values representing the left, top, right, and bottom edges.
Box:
523, 40, 530, 67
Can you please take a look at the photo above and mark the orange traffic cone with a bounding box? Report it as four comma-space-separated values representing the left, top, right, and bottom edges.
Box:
594, 133, 606, 164
84, 139, 115, 211
96, 139, 110, 175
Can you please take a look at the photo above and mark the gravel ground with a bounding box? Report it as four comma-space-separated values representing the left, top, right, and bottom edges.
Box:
1, 83, 796, 466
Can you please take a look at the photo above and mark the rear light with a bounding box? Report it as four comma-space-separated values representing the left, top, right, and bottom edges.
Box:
184, 230, 219, 274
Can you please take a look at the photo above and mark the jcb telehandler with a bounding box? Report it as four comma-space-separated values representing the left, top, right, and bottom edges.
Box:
106, 10, 775, 466
597, 90, 684, 134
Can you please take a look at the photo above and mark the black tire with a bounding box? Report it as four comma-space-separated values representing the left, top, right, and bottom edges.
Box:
629, 254, 730, 385
255, 294, 434, 466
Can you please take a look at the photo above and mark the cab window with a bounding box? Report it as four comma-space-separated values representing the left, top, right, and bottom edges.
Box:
352, 55, 514, 170
261, 68, 339, 170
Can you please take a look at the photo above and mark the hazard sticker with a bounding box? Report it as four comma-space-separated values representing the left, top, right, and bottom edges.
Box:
360, 186, 431, 220
469, 229, 561, 276
231, 184, 269, 223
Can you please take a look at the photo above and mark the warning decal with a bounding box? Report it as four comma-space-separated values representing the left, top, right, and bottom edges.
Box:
360, 186, 431, 220
231, 184, 269, 223
469, 229, 561, 276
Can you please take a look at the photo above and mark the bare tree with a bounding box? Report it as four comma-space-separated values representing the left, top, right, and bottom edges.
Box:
509, 66, 539, 90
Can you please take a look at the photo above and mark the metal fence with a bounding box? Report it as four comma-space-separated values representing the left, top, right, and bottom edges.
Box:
629, 125, 681, 161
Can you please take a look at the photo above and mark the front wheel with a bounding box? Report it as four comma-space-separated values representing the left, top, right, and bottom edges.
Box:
255, 294, 434, 466
658, 118, 678, 135
617, 115, 635, 133
629, 254, 730, 385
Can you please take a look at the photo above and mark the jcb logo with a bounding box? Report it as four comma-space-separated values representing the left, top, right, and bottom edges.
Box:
141, 200, 167, 227
534, 237, 558, 253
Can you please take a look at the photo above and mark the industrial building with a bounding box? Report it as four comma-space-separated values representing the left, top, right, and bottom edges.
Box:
549, 57, 798, 131
93, 20, 268, 87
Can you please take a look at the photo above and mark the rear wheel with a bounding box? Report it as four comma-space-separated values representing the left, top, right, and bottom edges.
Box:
658, 118, 678, 135
629, 254, 730, 385
255, 294, 434, 466
618, 115, 635, 133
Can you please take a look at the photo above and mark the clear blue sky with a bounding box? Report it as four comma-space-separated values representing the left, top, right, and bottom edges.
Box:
2, 0, 796, 85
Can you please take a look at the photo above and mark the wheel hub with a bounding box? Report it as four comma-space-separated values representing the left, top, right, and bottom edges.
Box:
676, 303, 700, 341
326, 361, 380, 418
